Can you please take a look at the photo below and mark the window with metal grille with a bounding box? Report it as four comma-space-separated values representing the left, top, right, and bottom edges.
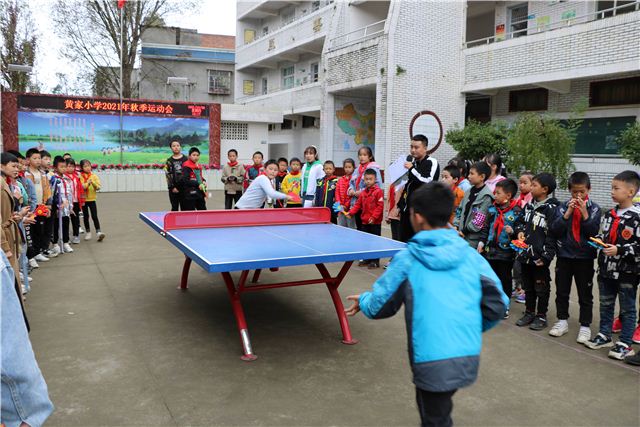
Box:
221, 122, 248, 140
310, 62, 319, 82
208, 70, 232, 95
590, 77, 640, 107
282, 66, 294, 90
508, 4, 528, 38
509, 88, 548, 112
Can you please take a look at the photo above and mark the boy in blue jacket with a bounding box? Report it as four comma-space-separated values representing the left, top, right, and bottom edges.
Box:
549, 172, 601, 343
345, 182, 508, 427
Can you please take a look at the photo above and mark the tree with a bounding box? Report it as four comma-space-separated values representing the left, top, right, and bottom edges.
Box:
52, 0, 190, 98
445, 120, 510, 162
617, 121, 640, 166
0, 0, 37, 92
505, 113, 577, 187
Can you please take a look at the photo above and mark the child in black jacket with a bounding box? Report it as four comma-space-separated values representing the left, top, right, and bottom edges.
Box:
549, 172, 601, 343
514, 173, 560, 331
585, 171, 640, 362
180, 147, 207, 211
165, 140, 187, 211
314, 161, 339, 223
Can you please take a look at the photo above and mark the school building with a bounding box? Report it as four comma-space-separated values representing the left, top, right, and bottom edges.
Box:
234, 0, 640, 204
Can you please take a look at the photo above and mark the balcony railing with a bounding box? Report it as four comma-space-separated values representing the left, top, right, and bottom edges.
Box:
237, 80, 322, 103
330, 19, 386, 50
464, 1, 639, 48
240, 1, 334, 47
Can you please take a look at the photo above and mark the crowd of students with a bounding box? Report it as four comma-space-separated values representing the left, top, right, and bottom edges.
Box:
163, 136, 640, 367
1, 149, 106, 301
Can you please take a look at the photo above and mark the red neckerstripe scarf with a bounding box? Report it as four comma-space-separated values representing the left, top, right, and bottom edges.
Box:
571, 196, 588, 245
227, 161, 238, 167
289, 170, 300, 176
608, 209, 621, 244
493, 200, 517, 242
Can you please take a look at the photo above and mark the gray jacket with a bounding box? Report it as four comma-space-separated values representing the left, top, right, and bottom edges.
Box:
454, 185, 495, 248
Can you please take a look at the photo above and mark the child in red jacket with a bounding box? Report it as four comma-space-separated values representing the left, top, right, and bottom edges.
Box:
347, 168, 384, 268
335, 158, 356, 229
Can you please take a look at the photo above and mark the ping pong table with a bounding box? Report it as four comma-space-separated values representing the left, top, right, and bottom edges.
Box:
140, 208, 405, 361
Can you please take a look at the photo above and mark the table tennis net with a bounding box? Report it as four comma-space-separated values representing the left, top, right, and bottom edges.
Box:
163, 207, 332, 230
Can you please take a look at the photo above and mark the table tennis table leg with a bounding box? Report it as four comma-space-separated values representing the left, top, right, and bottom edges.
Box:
222, 271, 258, 361
179, 256, 192, 290
251, 269, 262, 283
316, 262, 358, 345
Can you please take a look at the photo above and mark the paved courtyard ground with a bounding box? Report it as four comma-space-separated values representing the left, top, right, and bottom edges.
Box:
25, 191, 639, 426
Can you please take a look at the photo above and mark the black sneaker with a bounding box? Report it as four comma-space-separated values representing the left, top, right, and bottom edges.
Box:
516, 312, 535, 327
585, 333, 614, 349
503, 309, 510, 320
529, 316, 548, 331
624, 352, 640, 366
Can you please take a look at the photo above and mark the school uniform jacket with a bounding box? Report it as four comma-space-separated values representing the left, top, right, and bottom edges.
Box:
514, 197, 560, 266
483, 202, 522, 261
313, 175, 338, 208
453, 185, 494, 248
358, 229, 507, 392
550, 199, 602, 260
595, 205, 640, 279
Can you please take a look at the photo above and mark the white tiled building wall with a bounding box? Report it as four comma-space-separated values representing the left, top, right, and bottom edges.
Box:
384, 0, 466, 170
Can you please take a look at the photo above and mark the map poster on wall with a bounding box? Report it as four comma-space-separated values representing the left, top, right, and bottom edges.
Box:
333, 97, 375, 165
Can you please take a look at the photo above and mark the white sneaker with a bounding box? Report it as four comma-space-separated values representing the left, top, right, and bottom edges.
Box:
21, 284, 28, 295
19, 273, 33, 283
28, 258, 39, 269
549, 320, 569, 337
71, 236, 81, 244
84, 232, 92, 241
35, 253, 49, 262
79, 227, 85, 234
48, 246, 61, 257
63, 243, 74, 253
577, 327, 591, 344
97, 232, 105, 242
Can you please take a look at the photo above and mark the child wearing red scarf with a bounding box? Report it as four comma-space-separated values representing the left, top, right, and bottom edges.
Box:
335, 158, 356, 229
549, 172, 601, 342
281, 158, 302, 208
243, 151, 264, 190
274, 158, 289, 208
586, 170, 640, 362
64, 158, 85, 244
221, 149, 245, 209
180, 147, 207, 211
481, 179, 521, 319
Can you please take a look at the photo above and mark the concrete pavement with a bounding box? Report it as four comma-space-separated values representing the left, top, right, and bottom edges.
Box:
24, 191, 639, 426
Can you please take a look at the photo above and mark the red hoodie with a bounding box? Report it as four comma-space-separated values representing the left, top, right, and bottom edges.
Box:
348, 184, 384, 224
335, 174, 352, 210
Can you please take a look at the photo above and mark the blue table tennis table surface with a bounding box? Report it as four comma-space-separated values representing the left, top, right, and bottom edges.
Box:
140, 212, 406, 273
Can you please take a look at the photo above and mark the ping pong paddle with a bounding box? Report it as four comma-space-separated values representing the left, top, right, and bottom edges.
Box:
510, 239, 529, 253
288, 192, 301, 203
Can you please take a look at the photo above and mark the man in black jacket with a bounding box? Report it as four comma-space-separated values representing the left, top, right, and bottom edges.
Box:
165, 140, 187, 211
398, 134, 440, 242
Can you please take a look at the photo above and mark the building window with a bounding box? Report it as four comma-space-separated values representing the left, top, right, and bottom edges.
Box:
282, 8, 295, 26
208, 70, 232, 95
262, 26, 269, 36
281, 119, 293, 130
597, 1, 638, 19
509, 88, 548, 112
564, 116, 636, 155
261, 78, 268, 95
311, 1, 320, 12
221, 122, 248, 140
282, 66, 294, 90
590, 77, 640, 107
310, 62, 319, 83
508, 3, 528, 38
302, 116, 317, 128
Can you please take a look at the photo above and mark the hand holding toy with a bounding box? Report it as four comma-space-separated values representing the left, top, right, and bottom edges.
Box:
588, 237, 607, 250
510, 239, 529, 253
